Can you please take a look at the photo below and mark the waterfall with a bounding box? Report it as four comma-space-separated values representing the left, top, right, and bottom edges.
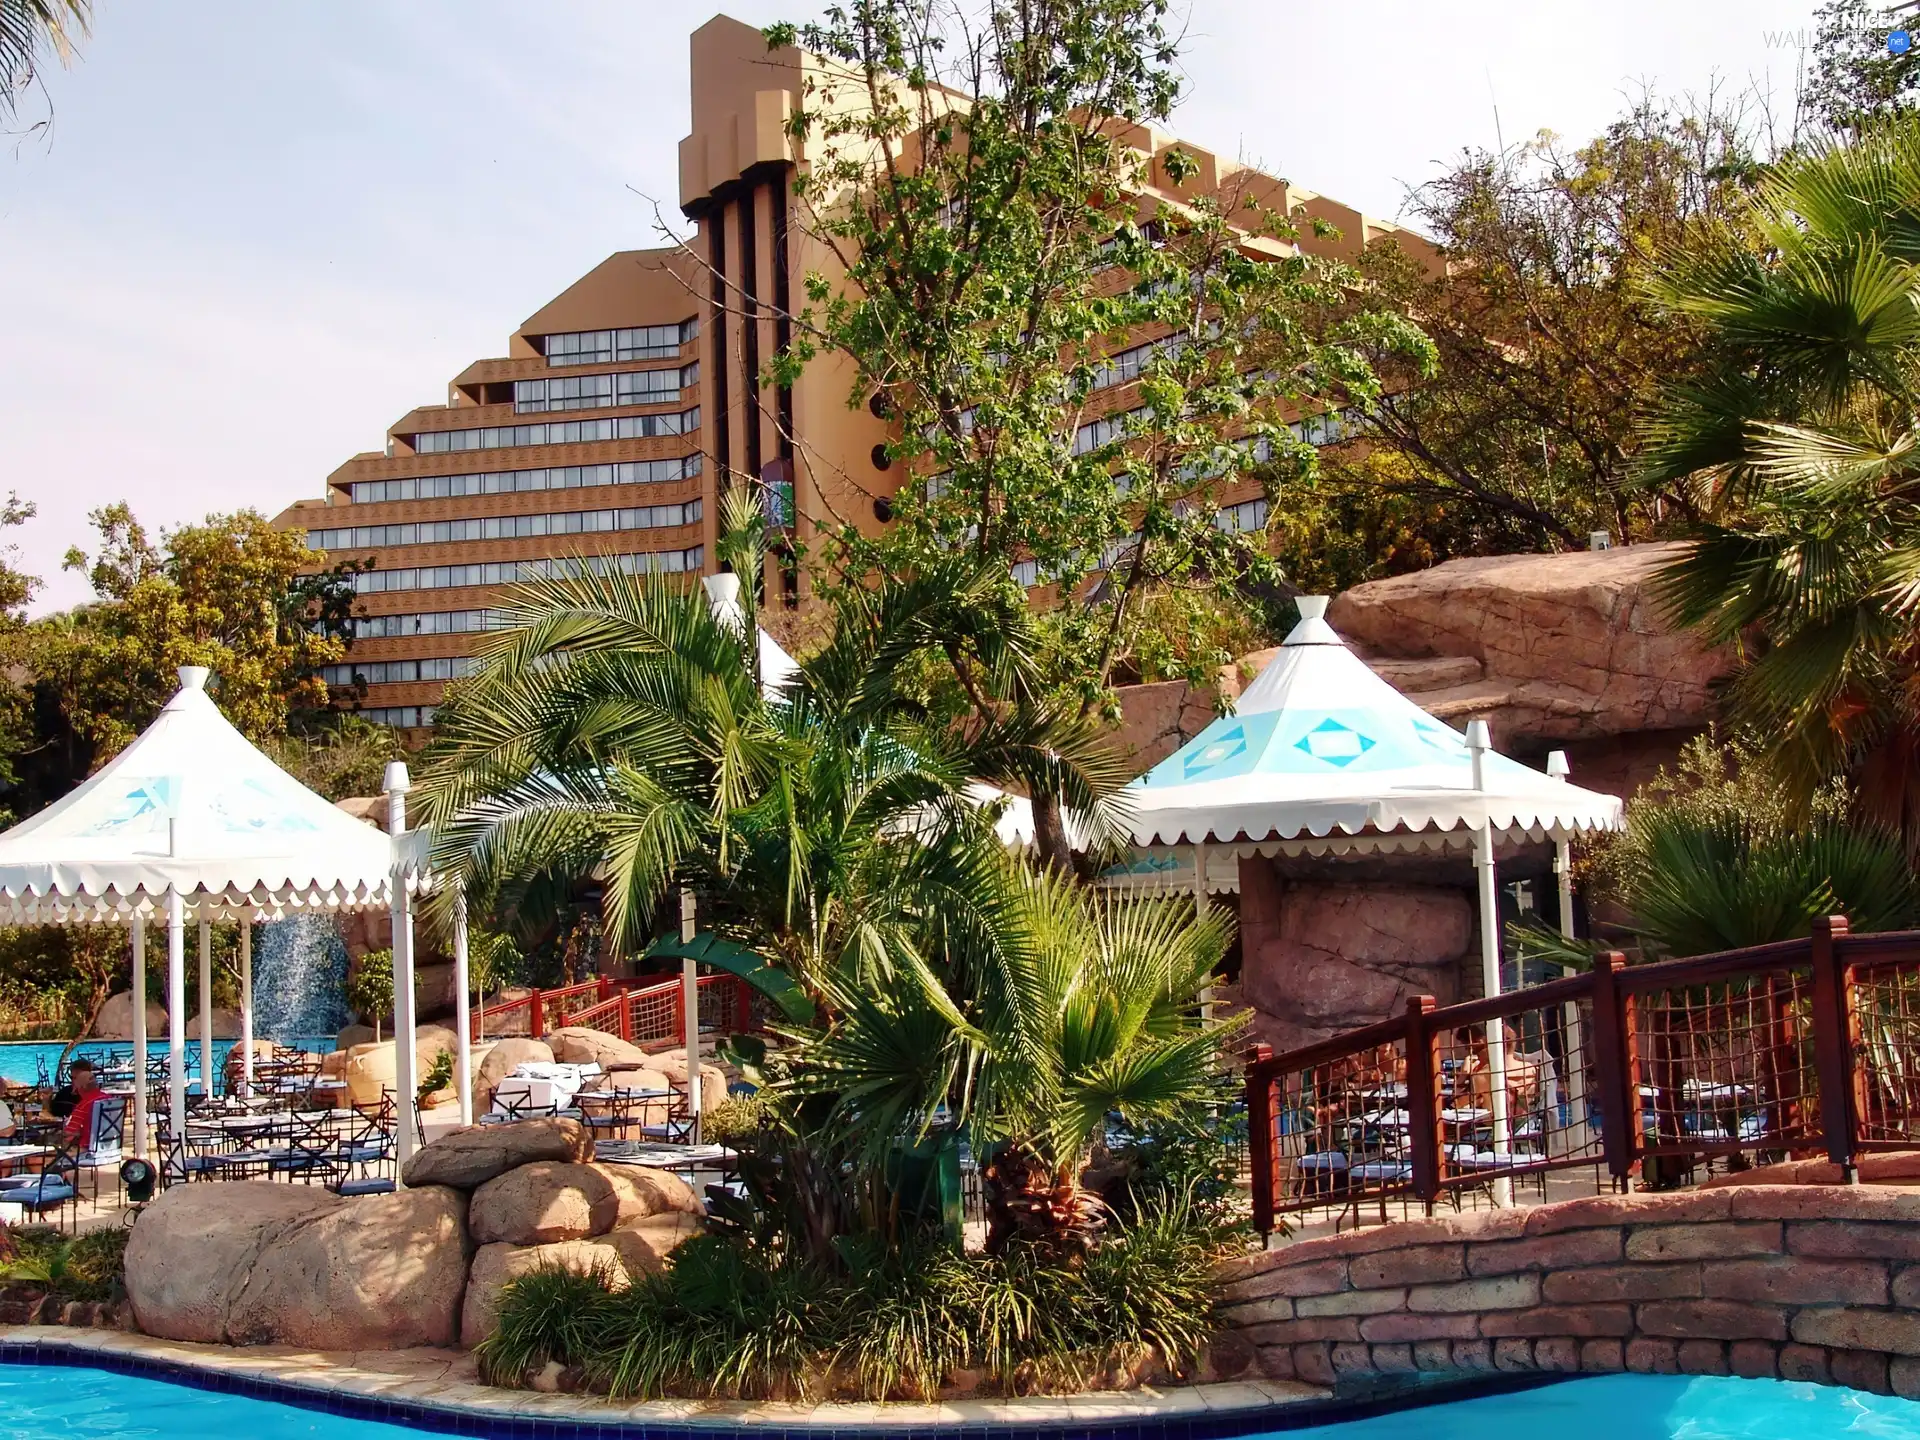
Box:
252, 914, 351, 1042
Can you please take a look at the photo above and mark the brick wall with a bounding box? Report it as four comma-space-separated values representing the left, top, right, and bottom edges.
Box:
1219, 1187, 1920, 1399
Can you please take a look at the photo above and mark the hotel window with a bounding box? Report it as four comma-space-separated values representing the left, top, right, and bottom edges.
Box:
410, 406, 699, 453
322, 655, 481, 687
309, 499, 702, 552
352, 609, 497, 639
1088, 337, 1182, 392
347, 547, 705, 595
512, 364, 700, 414
1215, 497, 1269, 533
1073, 406, 1147, 455
344, 454, 700, 505
541, 319, 698, 366
356, 706, 437, 728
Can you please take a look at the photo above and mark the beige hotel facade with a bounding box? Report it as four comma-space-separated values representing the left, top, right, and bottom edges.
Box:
274, 14, 1427, 726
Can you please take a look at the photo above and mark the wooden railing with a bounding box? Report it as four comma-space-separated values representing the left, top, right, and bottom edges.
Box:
1245, 915, 1920, 1237
472, 974, 759, 1045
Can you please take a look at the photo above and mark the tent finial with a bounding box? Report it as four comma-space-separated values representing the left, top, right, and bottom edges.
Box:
177, 666, 210, 692
1294, 595, 1329, 622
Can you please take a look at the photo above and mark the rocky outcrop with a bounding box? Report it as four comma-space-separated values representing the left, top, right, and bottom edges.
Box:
1326, 544, 1734, 784
547, 1027, 652, 1070
399, 1117, 594, 1190
224, 1186, 471, 1349
600, 1164, 704, 1223
474, 1038, 552, 1115
1112, 678, 1225, 773
92, 992, 170, 1040
1237, 860, 1471, 1053
470, 1161, 621, 1245
631, 1046, 729, 1112
460, 1214, 702, 1346
124, 1184, 340, 1342
186, 1008, 244, 1040
341, 1025, 462, 1109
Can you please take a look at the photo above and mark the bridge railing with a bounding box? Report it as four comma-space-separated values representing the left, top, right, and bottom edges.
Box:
472, 973, 759, 1046
1246, 916, 1920, 1237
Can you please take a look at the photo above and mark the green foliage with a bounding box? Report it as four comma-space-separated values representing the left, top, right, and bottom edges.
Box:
1543, 736, 1920, 959
0, 1224, 128, 1302
346, 952, 394, 1039
766, 0, 1430, 721
417, 1048, 455, 1104
272, 715, 399, 803
1806, 1, 1920, 133
481, 1206, 1228, 1402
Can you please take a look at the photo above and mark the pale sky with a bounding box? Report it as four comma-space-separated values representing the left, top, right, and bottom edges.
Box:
2, 0, 1824, 612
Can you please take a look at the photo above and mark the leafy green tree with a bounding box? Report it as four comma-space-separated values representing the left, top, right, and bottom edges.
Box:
1806, 0, 1920, 134
1325, 97, 1762, 573
763, 1, 1432, 750
346, 951, 394, 1042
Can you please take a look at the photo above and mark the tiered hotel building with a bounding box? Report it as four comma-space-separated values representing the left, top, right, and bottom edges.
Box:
275, 15, 1426, 726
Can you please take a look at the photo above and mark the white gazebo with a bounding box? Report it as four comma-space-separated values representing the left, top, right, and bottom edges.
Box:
1122, 596, 1625, 1199
0, 666, 410, 1163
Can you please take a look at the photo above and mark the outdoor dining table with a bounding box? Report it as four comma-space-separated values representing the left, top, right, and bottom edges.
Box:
0, 1143, 51, 1177
594, 1140, 736, 1176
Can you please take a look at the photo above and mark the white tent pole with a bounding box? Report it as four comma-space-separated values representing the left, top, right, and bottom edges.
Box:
681, 887, 701, 1144
197, 913, 214, 1101
130, 912, 148, 1161
452, 888, 473, 1126
385, 761, 418, 1170
1547, 750, 1589, 1155
165, 886, 187, 1140
240, 921, 254, 1099
1192, 842, 1215, 1026
1466, 719, 1513, 1208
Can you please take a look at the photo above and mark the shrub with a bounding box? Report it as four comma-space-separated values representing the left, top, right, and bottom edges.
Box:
482, 1203, 1232, 1402
0, 1223, 130, 1302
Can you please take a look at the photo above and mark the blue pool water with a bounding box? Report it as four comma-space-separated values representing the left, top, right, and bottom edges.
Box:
1284, 1373, 1920, 1440
2, 1366, 1919, 1440
0, 1038, 336, 1087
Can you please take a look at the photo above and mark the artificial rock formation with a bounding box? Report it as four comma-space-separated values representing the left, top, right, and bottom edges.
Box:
399, 1117, 595, 1190
474, 1037, 551, 1114
547, 1027, 652, 1070
461, 1213, 703, 1346
1237, 865, 1471, 1054
470, 1161, 622, 1245
125, 1183, 470, 1349
91, 993, 170, 1040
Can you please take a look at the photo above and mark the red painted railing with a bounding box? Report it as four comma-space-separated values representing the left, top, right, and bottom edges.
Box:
472, 974, 759, 1045
1245, 916, 1920, 1237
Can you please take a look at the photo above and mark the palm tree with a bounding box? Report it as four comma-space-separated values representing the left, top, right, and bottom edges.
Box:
791, 864, 1238, 1256
1639, 118, 1920, 827
2, 0, 88, 121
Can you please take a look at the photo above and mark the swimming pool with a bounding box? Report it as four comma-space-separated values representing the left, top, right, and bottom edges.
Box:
1, 1362, 1918, 1440
0, 1037, 336, 1087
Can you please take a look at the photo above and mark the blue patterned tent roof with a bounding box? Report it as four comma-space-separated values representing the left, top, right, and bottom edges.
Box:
1126, 599, 1623, 850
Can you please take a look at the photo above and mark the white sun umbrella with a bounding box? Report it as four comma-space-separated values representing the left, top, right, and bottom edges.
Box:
0, 666, 406, 1163
1124, 597, 1624, 1202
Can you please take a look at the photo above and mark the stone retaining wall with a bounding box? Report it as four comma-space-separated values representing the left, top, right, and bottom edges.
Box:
1220, 1187, 1920, 1399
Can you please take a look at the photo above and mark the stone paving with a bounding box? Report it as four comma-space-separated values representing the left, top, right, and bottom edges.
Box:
0, 1324, 1328, 1428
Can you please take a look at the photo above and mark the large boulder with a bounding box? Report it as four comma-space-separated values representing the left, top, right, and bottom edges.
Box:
547, 1027, 651, 1070
400, 1117, 593, 1190
475, 1037, 553, 1114
187, 1007, 244, 1040
92, 991, 170, 1041
596, 1163, 703, 1223
637, 1047, 729, 1111
226, 1186, 471, 1349
125, 1183, 339, 1342
341, 1025, 463, 1109
1325, 543, 1734, 749
1238, 861, 1471, 1053
459, 1213, 702, 1346
470, 1161, 620, 1245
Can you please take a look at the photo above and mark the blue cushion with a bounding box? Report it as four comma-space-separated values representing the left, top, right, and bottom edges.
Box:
14, 1180, 75, 1208
336, 1177, 396, 1196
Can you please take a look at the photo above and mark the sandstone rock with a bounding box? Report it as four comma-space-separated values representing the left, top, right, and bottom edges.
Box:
1325, 543, 1734, 747
414, 962, 458, 1022
458, 1215, 703, 1347
471, 1161, 621, 1245
186, 1007, 243, 1039
226, 1185, 470, 1349
595, 1163, 703, 1222
547, 1027, 652, 1070
1112, 677, 1223, 772
475, 1037, 552, 1114
124, 1182, 339, 1342
638, 1047, 729, 1111
92, 992, 170, 1041
1238, 861, 1470, 1051
341, 1025, 463, 1109
475, 987, 535, 1037
400, 1117, 594, 1189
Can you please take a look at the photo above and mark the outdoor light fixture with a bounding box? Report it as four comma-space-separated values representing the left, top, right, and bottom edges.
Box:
119, 1158, 157, 1204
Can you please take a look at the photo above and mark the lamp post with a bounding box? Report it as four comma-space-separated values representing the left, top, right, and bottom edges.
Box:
130, 912, 148, 1160
1466, 719, 1513, 1207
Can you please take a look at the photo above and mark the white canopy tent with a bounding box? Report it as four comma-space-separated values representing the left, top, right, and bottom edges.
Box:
1122, 596, 1625, 1201
0, 666, 408, 1162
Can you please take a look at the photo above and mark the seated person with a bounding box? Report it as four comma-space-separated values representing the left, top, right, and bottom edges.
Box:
0, 1093, 13, 1138
49, 1058, 95, 1120
59, 1060, 104, 1145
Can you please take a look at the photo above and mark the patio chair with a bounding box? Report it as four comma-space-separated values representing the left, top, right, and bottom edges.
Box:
638, 1080, 696, 1144
330, 1104, 395, 1197
579, 1089, 645, 1142
0, 1138, 81, 1231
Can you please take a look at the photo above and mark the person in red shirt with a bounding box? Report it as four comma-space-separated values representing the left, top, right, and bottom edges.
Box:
60, 1060, 103, 1146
